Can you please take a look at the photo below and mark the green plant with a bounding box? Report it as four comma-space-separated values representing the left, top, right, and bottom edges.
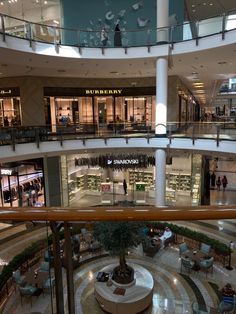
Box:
146, 222, 229, 255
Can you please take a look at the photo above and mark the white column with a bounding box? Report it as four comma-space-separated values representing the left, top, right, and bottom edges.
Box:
155, 149, 166, 207
157, 0, 169, 43
155, 57, 168, 135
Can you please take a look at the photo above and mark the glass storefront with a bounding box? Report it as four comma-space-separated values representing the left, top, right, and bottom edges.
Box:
44, 87, 156, 132
0, 88, 22, 127
63, 152, 202, 207
0, 158, 45, 207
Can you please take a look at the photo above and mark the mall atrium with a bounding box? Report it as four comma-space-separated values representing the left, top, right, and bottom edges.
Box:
0, 0, 236, 313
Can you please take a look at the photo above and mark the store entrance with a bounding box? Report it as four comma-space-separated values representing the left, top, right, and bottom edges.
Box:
98, 102, 107, 127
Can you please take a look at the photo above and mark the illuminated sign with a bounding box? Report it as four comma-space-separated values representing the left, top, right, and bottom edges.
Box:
85, 89, 122, 95
0, 169, 13, 175
0, 89, 11, 95
107, 159, 139, 165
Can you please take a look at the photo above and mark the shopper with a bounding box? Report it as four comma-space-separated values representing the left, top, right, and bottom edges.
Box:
101, 27, 108, 46
218, 283, 236, 313
216, 176, 221, 191
159, 227, 173, 249
211, 171, 216, 189
4, 116, 9, 126
222, 175, 228, 191
123, 179, 127, 195
114, 23, 122, 47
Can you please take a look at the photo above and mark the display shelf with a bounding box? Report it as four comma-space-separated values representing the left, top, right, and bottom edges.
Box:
68, 180, 76, 201
167, 172, 191, 192
76, 175, 85, 191
166, 188, 176, 205
129, 170, 153, 187
192, 173, 201, 204
86, 174, 102, 191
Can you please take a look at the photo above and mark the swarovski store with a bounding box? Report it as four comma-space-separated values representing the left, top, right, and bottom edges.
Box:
64, 151, 203, 207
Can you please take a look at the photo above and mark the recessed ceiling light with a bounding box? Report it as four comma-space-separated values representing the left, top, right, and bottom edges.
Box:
209, 3, 213, 5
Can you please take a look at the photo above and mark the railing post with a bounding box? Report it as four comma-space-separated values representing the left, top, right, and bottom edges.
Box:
1, 14, 6, 42
170, 26, 174, 49
195, 21, 199, 46
35, 127, 40, 148
11, 128, 16, 151
192, 124, 195, 145
216, 125, 220, 147
222, 13, 226, 40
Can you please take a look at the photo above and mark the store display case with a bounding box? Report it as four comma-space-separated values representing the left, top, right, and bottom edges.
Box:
192, 173, 201, 204
68, 180, 76, 201
166, 188, 176, 205
86, 174, 102, 191
168, 172, 191, 192
76, 175, 85, 191
129, 170, 153, 187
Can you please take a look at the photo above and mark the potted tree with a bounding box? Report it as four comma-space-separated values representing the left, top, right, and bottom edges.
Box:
93, 221, 144, 284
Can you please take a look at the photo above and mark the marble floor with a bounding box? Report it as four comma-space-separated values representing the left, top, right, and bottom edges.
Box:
1, 189, 236, 314
3, 242, 236, 314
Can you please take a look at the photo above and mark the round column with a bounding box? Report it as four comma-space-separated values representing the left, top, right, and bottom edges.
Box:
155, 149, 166, 207
156, 0, 169, 43
155, 57, 168, 135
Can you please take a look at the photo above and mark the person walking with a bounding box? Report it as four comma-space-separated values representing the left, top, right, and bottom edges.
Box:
114, 23, 122, 47
211, 171, 216, 189
222, 175, 228, 191
216, 176, 221, 191
123, 179, 127, 195
101, 27, 108, 46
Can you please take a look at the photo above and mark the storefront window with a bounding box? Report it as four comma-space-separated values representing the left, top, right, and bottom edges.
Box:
45, 93, 155, 132
0, 159, 44, 207
0, 97, 21, 127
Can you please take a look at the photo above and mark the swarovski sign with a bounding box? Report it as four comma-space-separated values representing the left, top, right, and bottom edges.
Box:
107, 159, 139, 166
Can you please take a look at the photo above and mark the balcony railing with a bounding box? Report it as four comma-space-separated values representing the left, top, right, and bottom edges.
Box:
0, 121, 236, 149
0, 10, 236, 48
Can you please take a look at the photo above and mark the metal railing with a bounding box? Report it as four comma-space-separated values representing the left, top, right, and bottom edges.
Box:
0, 10, 236, 48
0, 121, 236, 149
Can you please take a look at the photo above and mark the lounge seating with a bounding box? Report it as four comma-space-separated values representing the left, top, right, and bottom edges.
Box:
179, 242, 190, 256
12, 269, 26, 287
180, 257, 194, 274
38, 261, 50, 273
44, 250, 54, 264
43, 276, 55, 294
199, 256, 214, 277
200, 243, 211, 255
19, 284, 38, 306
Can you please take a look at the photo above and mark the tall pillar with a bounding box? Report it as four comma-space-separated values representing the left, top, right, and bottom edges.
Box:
43, 156, 62, 206
155, 57, 168, 135
157, 0, 169, 43
155, 149, 166, 207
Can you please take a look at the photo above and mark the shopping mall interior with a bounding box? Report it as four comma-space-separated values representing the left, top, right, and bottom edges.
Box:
1, 0, 236, 313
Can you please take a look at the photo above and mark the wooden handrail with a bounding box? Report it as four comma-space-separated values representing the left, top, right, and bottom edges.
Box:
0, 205, 236, 221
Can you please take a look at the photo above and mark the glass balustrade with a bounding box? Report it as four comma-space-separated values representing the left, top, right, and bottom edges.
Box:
1, 10, 236, 48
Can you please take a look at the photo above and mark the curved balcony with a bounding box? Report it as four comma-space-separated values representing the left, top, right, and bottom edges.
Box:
1, 10, 236, 49
0, 121, 236, 161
